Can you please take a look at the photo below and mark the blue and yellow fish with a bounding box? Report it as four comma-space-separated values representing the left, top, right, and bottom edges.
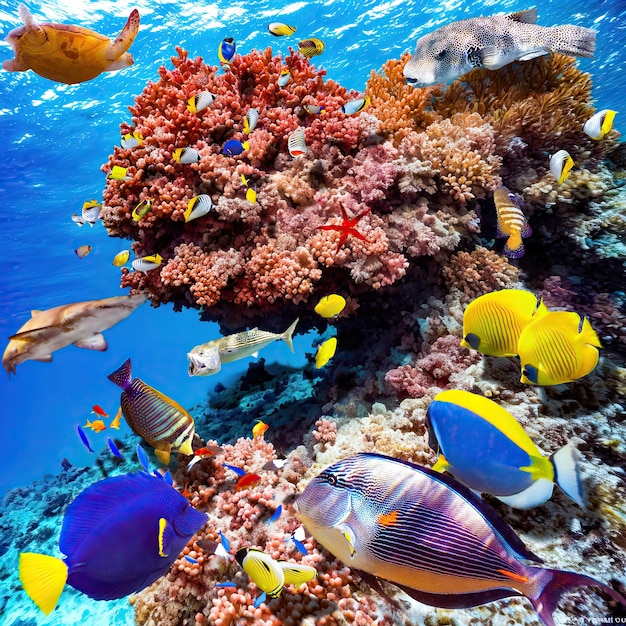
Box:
296, 453, 626, 626
517, 311, 602, 386
493, 186, 531, 258
222, 139, 249, 156
19, 472, 207, 614
461, 289, 548, 357
426, 390, 585, 508
218, 38, 236, 67
108, 358, 196, 464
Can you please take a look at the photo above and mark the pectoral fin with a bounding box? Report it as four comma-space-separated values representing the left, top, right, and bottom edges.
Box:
476, 46, 505, 69
432, 454, 451, 473
154, 447, 171, 465
73, 333, 108, 351
338, 523, 357, 557
9, 326, 61, 343
516, 49, 550, 62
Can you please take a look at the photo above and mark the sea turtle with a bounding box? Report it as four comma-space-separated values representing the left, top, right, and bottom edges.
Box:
2, 4, 140, 84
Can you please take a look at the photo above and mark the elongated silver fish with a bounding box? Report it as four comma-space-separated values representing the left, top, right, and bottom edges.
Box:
295, 453, 626, 626
187, 318, 299, 376
404, 8, 596, 88
2, 294, 146, 375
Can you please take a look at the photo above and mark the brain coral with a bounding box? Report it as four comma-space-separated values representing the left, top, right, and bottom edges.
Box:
101, 47, 482, 314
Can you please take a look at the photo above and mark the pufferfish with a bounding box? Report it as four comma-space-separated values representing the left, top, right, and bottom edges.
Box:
404, 8, 596, 88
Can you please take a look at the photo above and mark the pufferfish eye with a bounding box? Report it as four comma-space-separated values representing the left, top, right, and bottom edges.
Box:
436, 50, 447, 59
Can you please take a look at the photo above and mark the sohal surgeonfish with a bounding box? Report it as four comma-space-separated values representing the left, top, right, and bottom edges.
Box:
461, 288, 548, 357
517, 311, 602, 386
295, 453, 626, 626
19, 472, 207, 615
426, 390, 585, 508
108, 358, 196, 464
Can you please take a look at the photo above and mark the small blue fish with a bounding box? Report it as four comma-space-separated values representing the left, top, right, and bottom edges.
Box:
184, 555, 199, 564
254, 591, 267, 608
107, 438, 124, 460
291, 536, 308, 555
267, 504, 283, 525
223, 463, 247, 476
222, 139, 249, 156
218, 530, 231, 553
218, 37, 236, 67
215, 581, 237, 588
76, 424, 94, 453
136, 443, 150, 472
19, 473, 209, 615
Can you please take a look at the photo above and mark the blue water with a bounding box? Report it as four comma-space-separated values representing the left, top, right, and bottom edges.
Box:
0, 0, 623, 513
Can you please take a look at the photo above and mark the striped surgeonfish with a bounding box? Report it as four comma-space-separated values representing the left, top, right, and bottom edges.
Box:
295, 453, 626, 626
460, 288, 548, 357
107, 358, 195, 464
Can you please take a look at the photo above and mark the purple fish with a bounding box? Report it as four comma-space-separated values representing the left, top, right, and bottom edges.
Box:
222, 463, 246, 477
295, 453, 626, 626
76, 424, 94, 453
19, 472, 208, 615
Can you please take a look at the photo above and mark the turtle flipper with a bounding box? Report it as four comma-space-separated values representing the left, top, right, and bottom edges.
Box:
108, 9, 140, 60
2, 58, 30, 71
18, 3, 47, 45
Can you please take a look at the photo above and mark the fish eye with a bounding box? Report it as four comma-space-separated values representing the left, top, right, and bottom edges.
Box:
325, 473, 338, 486
436, 50, 447, 59
522, 364, 539, 384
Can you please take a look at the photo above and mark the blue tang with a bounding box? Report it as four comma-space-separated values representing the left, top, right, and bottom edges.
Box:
426, 390, 585, 509
295, 453, 626, 626
19, 472, 208, 615
222, 139, 249, 156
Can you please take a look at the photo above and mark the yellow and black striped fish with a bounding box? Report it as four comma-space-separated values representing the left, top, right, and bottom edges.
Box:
493, 187, 531, 258
297, 38, 325, 58
108, 358, 195, 464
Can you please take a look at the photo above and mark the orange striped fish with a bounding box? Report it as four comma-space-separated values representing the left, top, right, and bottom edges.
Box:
493, 187, 531, 258
107, 359, 195, 465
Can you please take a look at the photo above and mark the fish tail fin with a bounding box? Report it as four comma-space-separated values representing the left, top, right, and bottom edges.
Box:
19, 552, 68, 615
529, 567, 626, 626
549, 25, 596, 58
282, 318, 299, 353
503, 235, 525, 258
550, 441, 586, 507
107, 358, 132, 389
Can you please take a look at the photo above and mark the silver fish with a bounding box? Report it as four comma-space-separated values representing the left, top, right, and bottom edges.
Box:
295, 453, 626, 626
404, 8, 596, 88
2, 294, 146, 376
187, 318, 298, 376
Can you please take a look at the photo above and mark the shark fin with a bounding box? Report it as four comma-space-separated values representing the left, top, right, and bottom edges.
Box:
73, 333, 108, 351
32, 355, 53, 363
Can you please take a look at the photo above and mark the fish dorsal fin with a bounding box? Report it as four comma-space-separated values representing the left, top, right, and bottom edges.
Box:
59, 473, 163, 557
31, 310, 42, 316
73, 333, 108, 351
507, 8, 538, 24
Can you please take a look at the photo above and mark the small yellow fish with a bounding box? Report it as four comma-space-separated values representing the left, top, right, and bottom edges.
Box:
517, 311, 602, 386
84, 419, 106, 433
315, 337, 337, 368
81, 200, 101, 226
112, 250, 130, 266
341, 96, 370, 115
493, 187, 531, 258
173, 148, 200, 164
184, 195, 214, 223
298, 38, 325, 58
187, 92, 217, 114
268, 23, 296, 37
583, 109, 617, 140
549, 150, 574, 184
252, 419, 269, 440
74, 245, 92, 259
314, 294, 346, 318
108, 165, 131, 181
110, 407, 123, 430
131, 253, 163, 274
241, 174, 257, 204
131, 199, 152, 222
303, 104, 326, 115
121, 131, 143, 149
243, 108, 258, 134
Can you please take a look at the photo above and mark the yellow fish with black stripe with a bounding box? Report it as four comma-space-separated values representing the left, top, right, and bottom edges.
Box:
108, 358, 196, 464
517, 311, 601, 385
461, 289, 548, 357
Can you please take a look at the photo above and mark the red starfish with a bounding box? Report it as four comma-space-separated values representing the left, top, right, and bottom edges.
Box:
317, 206, 371, 253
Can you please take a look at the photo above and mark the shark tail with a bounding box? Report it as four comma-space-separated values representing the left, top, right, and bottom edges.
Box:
549, 25, 596, 58
107, 358, 132, 389
282, 318, 299, 353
